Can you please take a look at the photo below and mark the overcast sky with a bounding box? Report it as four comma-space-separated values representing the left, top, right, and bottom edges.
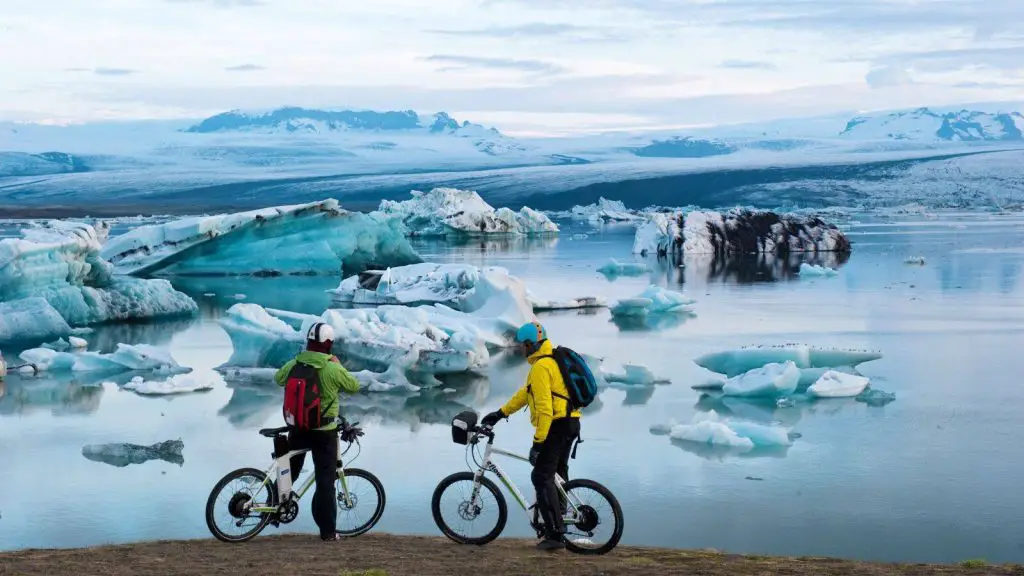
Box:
1, 0, 1023, 134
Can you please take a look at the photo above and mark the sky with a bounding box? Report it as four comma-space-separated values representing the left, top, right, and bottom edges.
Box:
1, 0, 1023, 135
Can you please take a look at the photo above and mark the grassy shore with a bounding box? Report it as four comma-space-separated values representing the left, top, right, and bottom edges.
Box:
1, 533, 1021, 576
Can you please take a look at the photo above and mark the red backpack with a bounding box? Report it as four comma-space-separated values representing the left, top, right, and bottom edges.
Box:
282, 362, 326, 430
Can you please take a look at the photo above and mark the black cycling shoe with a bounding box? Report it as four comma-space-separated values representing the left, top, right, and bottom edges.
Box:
536, 537, 565, 551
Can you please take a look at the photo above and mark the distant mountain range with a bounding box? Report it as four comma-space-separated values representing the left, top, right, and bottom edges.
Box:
839, 107, 1024, 142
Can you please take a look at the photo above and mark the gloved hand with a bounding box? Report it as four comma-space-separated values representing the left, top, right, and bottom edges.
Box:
528, 442, 542, 466
339, 424, 364, 440
480, 409, 505, 427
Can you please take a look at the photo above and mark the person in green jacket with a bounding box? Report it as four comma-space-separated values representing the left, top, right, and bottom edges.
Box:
274, 321, 360, 542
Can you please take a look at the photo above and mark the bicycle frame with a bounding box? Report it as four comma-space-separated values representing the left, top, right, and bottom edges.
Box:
468, 433, 582, 527
245, 444, 356, 515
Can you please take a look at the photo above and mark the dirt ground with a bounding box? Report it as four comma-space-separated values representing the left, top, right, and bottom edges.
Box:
1, 533, 1022, 576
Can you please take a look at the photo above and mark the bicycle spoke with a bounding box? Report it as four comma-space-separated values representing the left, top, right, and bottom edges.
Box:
562, 485, 615, 549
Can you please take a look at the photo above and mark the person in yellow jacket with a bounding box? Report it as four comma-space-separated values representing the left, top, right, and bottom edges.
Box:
481, 321, 581, 551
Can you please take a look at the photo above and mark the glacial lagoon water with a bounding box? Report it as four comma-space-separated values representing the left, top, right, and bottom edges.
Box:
1, 211, 1023, 563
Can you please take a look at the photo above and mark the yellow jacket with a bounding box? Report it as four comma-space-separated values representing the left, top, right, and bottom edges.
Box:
500, 340, 582, 443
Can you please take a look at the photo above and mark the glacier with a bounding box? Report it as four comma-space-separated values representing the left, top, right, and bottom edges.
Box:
632, 208, 851, 258
219, 265, 535, 378
101, 199, 420, 277
18, 343, 186, 374
694, 344, 884, 377
0, 221, 197, 345
377, 188, 559, 237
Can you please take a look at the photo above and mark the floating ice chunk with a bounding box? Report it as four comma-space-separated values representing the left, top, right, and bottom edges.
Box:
655, 411, 793, 450
82, 439, 184, 467
0, 351, 6, 378
855, 388, 896, 406
528, 293, 607, 311
551, 198, 643, 223
123, 373, 217, 395
603, 363, 670, 386
632, 208, 850, 257
807, 370, 871, 398
19, 343, 185, 374
722, 361, 801, 398
101, 199, 421, 277
796, 365, 861, 389
695, 344, 883, 377
0, 222, 197, 344
610, 285, 695, 317
377, 188, 558, 237
904, 256, 926, 265
43, 338, 72, 351
597, 258, 650, 278
798, 263, 838, 277
351, 365, 421, 393
68, 336, 88, 349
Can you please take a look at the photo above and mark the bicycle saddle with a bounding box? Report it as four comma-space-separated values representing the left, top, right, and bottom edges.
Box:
258, 426, 289, 437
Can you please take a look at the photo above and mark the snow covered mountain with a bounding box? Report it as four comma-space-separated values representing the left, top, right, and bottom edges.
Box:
184, 107, 502, 138
839, 107, 1024, 142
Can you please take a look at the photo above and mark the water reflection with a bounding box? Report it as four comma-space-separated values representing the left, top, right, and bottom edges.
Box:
170, 275, 340, 316
610, 310, 696, 332
642, 251, 851, 286
0, 374, 105, 417
667, 437, 792, 461
411, 235, 560, 260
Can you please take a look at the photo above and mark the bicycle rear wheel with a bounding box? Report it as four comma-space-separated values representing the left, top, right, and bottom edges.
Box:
205, 467, 278, 543
562, 478, 624, 555
335, 467, 386, 537
431, 471, 507, 545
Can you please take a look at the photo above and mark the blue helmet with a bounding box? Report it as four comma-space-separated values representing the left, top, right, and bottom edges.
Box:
515, 321, 546, 344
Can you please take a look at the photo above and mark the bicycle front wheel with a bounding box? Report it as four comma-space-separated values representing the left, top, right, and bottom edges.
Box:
562, 478, 624, 555
431, 471, 507, 545
335, 467, 386, 537
205, 467, 277, 543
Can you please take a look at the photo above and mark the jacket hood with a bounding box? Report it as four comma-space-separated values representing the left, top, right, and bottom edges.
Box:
527, 339, 554, 364
295, 350, 333, 369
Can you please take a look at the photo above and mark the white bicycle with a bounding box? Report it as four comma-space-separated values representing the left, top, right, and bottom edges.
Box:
205, 418, 385, 543
431, 411, 624, 555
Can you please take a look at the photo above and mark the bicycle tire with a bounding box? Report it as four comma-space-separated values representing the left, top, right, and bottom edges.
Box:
431, 471, 507, 545
562, 478, 624, 556
205, 467, 278, 543
335, 467, 386, 537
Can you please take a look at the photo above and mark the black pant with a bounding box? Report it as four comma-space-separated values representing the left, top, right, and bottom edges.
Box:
287, 428, 338, 539
531, 417, 581, 539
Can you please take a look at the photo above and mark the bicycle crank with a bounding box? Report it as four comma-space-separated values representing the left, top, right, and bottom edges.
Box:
276, 500, 299, 524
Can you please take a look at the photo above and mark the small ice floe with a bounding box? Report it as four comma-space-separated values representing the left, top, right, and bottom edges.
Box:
855, 388, 896, 406
721, 361, 801, 398
650, 410, 794, 450
82, 439, 184, 467
609, 285, 696, 317
798, 263, 838, 277
19, 344, 186, 374
806, 370, 870, 398
597, 258, 650, 278
602, 363, 670, 386
694, 343, 883, 378
123, 373, 217, 396
904, 256, 926, 265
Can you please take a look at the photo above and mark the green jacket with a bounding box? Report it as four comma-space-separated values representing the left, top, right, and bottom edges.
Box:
274, 350, 360, 430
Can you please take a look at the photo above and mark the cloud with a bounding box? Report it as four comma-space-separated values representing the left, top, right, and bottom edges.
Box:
876, 45, 1024, 73
422, 54, 567, 75
426, 22, 627, 42
719, 60, 778, 71
865, 66, 912, 89
224, 63, 265, 72
65, 67, 138, 76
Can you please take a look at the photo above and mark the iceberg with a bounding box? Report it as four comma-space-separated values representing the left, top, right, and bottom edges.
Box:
549, 198, 643, 223
597, 258, 650, 278
220, 266, 535, 378
82, 439, 184, 467
806, 370, 871, 398
651, 410, 793, 450
855, 388, 896, 406
603, 363, 670, 386
694, 344, 883, 377
609, 285, 696, 317
19, 343, 185, 374
330, 262, 606, 313
798, 263, 838, 277
100, 199, 420, 277
722, 361, 801, 398
377, 188, 559, 237
632, 208, 850, 257
0, 221, 197, 345
905, 256, 926, 265
122, 373, 216, 395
